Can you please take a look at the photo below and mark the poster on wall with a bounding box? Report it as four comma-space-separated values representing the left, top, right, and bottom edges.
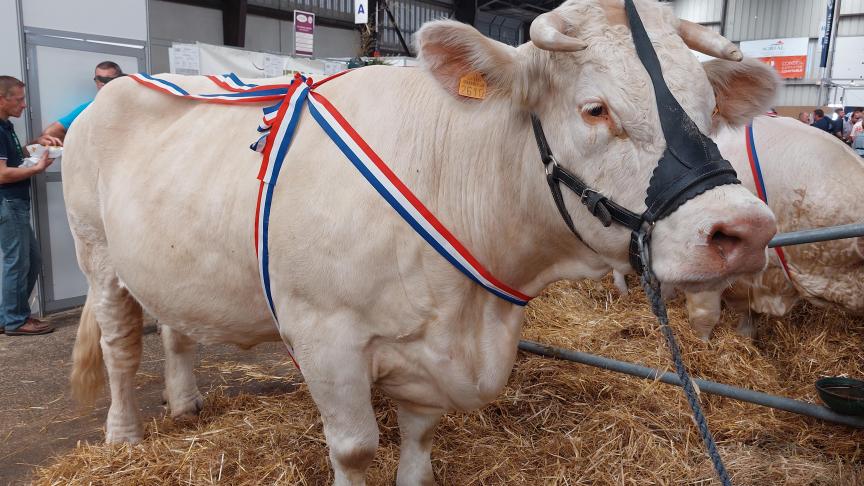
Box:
294, 10, 315, 57
739, 38, 808, 79
169, 43, 200, 75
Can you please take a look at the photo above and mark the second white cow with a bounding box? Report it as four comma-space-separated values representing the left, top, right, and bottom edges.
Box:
685, 115, 864, 339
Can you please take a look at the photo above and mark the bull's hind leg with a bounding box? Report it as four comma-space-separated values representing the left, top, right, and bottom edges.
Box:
93, 274, 145, 443
73, 230, 146, 443
396, 404, 443, 486
161, 324, 204, 419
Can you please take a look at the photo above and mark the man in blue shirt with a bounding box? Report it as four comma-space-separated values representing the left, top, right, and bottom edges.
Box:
811, 109, 834, 133
34, 61, 124, 147
0, 76, 55, 335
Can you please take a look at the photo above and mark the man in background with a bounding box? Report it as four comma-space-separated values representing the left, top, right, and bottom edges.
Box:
812, 109, 833, 133
0, 76, 54, 335
833, 108, 847, 140
34, 61, 123, 146
797, 112, 810, 124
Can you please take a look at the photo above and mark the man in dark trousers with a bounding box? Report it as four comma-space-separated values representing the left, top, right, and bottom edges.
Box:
812, 109, 834, 133
0, 76, 55, 335
833, 108, 846, 139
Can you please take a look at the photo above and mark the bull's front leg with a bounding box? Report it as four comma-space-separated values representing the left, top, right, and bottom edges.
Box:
396, 403, 443, 486
293, 315, 379, 486
685, 290, 723, 341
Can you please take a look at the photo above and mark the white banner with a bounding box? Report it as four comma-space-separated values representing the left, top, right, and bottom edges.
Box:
355, 0, 368, 24
190, 42, 346, 79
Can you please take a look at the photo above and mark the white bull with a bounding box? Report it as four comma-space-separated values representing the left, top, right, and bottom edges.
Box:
67, 1, 777, 484
683, 116, 864, 340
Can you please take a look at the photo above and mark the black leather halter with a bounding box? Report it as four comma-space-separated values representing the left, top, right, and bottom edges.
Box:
532, 0, 739, 273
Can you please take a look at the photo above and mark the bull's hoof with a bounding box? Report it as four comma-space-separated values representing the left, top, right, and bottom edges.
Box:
170, 393, 205, 420
736, 322, 755, 339
105, 426, 144, 444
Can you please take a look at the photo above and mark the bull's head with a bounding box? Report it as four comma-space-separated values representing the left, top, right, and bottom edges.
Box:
417, 0, 778, 291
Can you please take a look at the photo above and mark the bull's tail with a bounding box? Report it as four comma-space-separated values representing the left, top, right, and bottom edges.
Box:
71, 293, 105, 405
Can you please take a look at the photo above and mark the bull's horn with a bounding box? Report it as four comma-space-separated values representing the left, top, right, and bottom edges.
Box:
530, 12, 588, 52
678, 19, 742, 61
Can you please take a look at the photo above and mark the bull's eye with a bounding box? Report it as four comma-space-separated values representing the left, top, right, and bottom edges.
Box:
581, 102, 613, 127
586, 104, 605, 117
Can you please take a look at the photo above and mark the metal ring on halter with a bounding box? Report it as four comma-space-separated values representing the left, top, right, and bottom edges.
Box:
636, 221, 656, 275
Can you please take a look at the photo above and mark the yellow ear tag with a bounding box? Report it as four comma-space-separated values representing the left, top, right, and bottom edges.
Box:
458, 72, 487, 100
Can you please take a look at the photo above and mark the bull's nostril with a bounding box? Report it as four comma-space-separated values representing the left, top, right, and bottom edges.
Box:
709, 230, 741, 247
708, 229, 742, 259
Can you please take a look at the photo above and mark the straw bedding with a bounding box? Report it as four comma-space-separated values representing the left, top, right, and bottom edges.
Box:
34, 277, 864, 485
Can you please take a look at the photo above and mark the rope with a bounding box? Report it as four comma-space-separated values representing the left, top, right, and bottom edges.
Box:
638, 228, 732, 486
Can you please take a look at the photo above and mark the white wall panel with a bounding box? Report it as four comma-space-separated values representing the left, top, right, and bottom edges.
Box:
23, 0, 147, 40
841, 0, 864, 14
672, 0, 723, 24
837, 15, 864, 36
46, 181, 88, 300
246, 14, 282, 54
150, 1, 359, 59
721, 0, 824, 41
0, 0, 22, 78
149, 0, 223, 45
0, 0, 26, 141
774, 84, 820, 106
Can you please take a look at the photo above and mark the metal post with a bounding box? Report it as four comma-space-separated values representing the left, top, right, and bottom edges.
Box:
769, 222, 864, 248
518, 340, 864, 428
826, 0, 843, 106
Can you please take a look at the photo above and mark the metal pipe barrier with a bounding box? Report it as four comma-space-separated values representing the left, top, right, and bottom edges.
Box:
518, 340, 864, 429
769, 222, 864, 248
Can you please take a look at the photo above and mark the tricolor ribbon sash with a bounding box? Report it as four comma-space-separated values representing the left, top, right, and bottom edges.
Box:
745, 122, 793, 281
130, 72, 533, 335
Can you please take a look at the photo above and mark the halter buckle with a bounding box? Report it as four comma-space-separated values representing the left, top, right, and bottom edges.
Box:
580, 188, 600, 204
544, 156, 559, 176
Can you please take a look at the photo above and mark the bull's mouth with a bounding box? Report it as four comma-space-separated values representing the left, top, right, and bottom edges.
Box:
660, 265, 767, 293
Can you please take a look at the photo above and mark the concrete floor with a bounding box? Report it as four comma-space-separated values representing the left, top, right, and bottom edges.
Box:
0, 308, 294, 486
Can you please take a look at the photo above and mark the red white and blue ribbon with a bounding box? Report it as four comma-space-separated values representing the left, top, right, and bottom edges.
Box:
745, 122, 793, 281
306, 92, 531, 305
130, 72, 533, 331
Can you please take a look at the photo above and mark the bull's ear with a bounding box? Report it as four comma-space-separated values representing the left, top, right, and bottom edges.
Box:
703, 58, 779, 129
417, 20, 518, 100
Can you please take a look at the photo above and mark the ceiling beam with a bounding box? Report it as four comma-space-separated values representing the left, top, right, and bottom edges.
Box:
246, 4, 357, 30
222, 0, 248, 47
453, 0, 477, 25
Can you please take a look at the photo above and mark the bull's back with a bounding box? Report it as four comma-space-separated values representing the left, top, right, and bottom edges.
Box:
63, 76, 280, 345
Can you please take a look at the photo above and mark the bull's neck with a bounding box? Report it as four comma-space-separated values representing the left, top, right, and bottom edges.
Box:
401, 90, 611, 298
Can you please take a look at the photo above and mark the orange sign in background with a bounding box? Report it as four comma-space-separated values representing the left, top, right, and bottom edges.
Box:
741, 38, 809, 80
758, 55, 808, 79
